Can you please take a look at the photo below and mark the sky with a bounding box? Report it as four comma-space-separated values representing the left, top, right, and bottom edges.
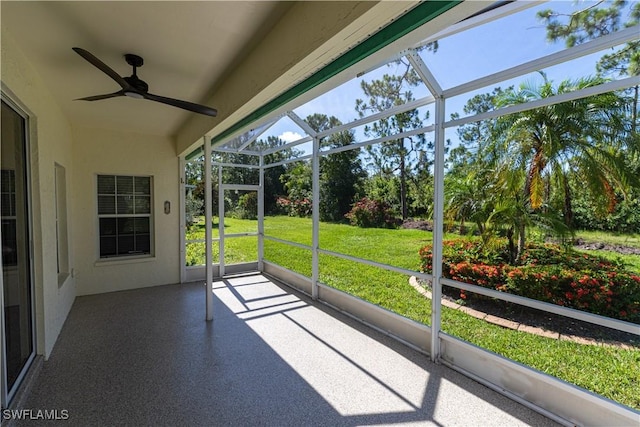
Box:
228, 1, 636, 158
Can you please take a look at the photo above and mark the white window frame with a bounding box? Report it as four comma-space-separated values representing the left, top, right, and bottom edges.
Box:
54, 163, 69, 285
96, 174, 153, 260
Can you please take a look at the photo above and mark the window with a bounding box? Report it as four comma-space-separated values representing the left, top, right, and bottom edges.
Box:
55, 163, 69, 283
97, 175, 152, 258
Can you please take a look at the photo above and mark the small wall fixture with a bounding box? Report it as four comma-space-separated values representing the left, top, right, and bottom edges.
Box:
164, 201, 171, 214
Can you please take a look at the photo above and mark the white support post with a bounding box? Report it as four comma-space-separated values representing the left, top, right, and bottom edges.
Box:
218, 164, 225, 278
258, 154, 265, 271
431, 96, 446, 362
311, 136, 320, 300
179, 155, 186, 284
204, 137, 214, 321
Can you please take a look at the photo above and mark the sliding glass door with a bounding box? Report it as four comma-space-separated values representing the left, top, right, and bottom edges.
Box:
1, 98, 35, 407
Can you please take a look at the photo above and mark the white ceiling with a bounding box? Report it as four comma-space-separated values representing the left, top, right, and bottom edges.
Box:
1, 1, 291, 137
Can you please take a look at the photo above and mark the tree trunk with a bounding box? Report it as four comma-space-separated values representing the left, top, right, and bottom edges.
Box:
506, 227, 516, 264
476, 220, 486, 243
400, 148, 408, 220
633, 85, 638, 135
525, 147, 547, 210
517, 181, 528, 263
563, 175, 574, 228
517, 220, 526, 263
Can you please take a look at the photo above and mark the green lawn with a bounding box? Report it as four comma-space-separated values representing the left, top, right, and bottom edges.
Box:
185, 217, 258, 265
575, 248, 640, 271
573, 229, 640, 271
576, 229, 640, 249
187, 215, 640, 410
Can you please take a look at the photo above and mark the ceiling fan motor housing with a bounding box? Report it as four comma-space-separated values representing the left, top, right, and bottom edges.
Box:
124, 54, 148, 92
124, 76, 149, 93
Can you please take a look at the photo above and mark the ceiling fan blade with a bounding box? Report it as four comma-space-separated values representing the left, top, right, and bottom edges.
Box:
76, 91, 125, 101
144, 93, 217, 117
73, 47, 130, 90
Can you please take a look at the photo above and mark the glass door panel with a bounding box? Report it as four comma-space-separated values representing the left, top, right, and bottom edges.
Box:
1, 99, 34, 403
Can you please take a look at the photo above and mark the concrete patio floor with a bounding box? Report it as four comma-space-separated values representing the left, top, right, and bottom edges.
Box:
13, 273, 560, 426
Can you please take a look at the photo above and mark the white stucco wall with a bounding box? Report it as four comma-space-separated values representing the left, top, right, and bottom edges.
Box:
71, 126, 179, 296
1, 29, 76, 358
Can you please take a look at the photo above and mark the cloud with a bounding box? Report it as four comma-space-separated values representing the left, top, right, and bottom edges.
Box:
278, 131, 303, 143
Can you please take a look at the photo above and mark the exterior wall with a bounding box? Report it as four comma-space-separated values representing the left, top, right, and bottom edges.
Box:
1, 29, 76, 358
71, 126, 179, 296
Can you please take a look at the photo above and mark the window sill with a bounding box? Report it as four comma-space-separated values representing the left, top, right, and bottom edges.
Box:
94, 254, 155, 267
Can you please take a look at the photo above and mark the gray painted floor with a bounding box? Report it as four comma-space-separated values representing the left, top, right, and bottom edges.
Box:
16, 274, 560, 426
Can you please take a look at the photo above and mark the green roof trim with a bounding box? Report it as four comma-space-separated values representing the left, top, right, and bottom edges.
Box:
211, 0, 460, 146
186, 145, 203, 161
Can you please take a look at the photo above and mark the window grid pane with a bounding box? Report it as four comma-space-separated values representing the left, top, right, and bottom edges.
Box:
117, 195, 134, 214
98, 195, 116, 214
134, 176, 150, 195
116, 176, 134, 194
134, 196, 150, 214
97, 175, 115, 194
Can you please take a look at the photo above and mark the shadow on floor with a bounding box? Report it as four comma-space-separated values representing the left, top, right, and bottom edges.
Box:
14, 274, 560, 426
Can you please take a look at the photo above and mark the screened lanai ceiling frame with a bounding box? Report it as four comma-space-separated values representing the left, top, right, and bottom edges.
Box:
195, 0, 640, 327
184, 2, 640, 424
195, 0, 640, 338
213, 25, 639, 157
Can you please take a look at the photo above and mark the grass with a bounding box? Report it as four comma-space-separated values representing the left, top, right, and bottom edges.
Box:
188, 215, 640, 410
185, 217, 258, 265
574, 248, 640, 271
573, 230, 640, 271
575, 229, 640, 249
442, 306, 640, 409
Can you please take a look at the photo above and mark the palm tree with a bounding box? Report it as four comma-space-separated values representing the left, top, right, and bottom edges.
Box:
444, 166, 494, 237
489, 74, 636, 260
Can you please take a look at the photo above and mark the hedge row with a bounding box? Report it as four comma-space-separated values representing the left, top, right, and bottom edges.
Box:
419, 240, 640, 322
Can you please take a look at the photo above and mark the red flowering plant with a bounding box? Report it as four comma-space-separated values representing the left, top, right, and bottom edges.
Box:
276, 196, 312, 217
345, 197, 397, 228
419, 239, 640, 322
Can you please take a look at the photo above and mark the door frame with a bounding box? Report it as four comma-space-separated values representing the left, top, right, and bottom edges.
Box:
218, 184, 260, 278
1, 92, 37, 409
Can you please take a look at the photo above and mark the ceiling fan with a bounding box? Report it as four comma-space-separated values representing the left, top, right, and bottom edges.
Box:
72, 47, 217, 117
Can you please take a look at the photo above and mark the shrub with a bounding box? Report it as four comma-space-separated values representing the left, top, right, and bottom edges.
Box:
276, 196, 312, 217
573, 194, 640, 233
185, 193, 204, 225
419, 239, 640, 322
345, 197, 397, 228
232, 192, 258, 220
